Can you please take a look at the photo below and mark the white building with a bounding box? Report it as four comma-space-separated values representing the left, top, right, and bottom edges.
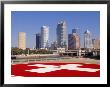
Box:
41, 26, 49, 49
56, 20, 68, 49
84, 30, 93, 49
57, 48, 65, 53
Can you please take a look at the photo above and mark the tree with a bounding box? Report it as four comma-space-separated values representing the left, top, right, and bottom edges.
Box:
11, 47, 24, 55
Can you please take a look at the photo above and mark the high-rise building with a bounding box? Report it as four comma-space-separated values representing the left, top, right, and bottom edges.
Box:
18, 32, 26, 50
92, 38, 95, 49
56, 20, 68, 49
35, 33, 41, 49
93, 38, 100, 49
72, 28, 78, 33
84, 30, 93, 49
68, 29, 80, 50
41, 26, 49, 49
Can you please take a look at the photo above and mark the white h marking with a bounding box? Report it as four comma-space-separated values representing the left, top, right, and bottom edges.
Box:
25, 64, 99, 73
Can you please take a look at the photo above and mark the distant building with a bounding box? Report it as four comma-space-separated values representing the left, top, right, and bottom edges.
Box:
84, 30, 93, 49
92, 38, 95, 49
68, 29, 80, 50
18, 32, 26, 50
93, 38, 100, 49
50, 41, 57, 50
57, 48, 65, 53
56, 20, 68, 49
72, 28, 79, 33
35, 33, 41, 49
41, 26, 49, 49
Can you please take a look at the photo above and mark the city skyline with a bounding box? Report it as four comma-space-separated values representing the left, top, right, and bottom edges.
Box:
11, 11, 100, 48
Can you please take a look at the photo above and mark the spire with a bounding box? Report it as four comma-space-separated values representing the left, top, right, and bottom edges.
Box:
58, 20, 66, 24
84, 29, 90, 34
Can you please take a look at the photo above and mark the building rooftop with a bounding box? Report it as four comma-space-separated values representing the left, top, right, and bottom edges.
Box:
41, 26, 49, 29
84, 29, 91, 34
58, 20, 66, 24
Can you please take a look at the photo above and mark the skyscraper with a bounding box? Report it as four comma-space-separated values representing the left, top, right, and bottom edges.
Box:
56, 20, 68, 49
84, 30, 93, 49
35, 33, 41, 49
72, 28, 78, 33
93, 38, 100, 49
68, 29, 80, 50
18, 32, 26, 50
92, 38, 95, 49
41, 26, 49, 49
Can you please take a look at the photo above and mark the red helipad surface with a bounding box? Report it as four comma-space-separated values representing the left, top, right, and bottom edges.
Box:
11, 63, 100, 77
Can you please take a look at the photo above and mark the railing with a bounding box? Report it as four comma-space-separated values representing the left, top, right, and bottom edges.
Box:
11, 57, 62, 64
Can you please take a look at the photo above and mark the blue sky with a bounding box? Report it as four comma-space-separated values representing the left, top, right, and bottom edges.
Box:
11, 11, 100, 48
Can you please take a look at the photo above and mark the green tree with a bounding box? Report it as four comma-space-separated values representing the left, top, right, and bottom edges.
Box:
11, 47, 24, 55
